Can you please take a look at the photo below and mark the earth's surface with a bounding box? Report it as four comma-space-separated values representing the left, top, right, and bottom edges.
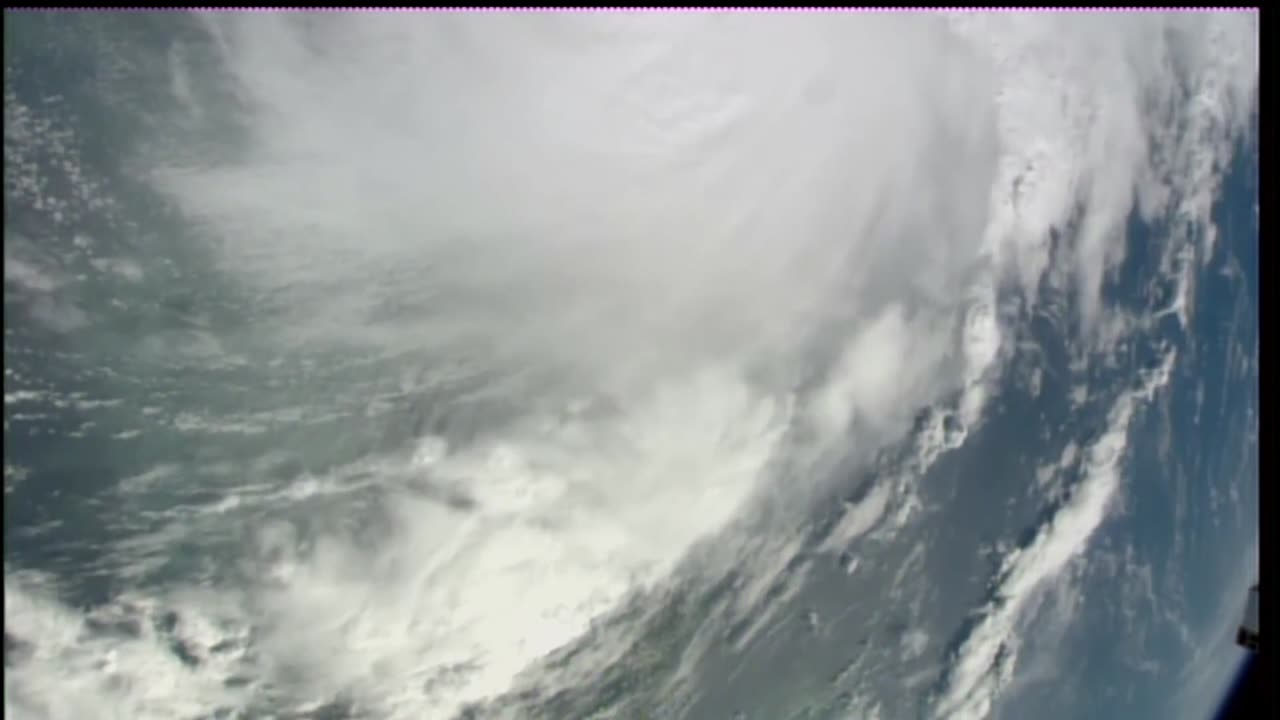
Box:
3, 10, 1259, 720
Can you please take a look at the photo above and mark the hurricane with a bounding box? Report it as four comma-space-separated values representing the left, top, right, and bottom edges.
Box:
4, 10, 1258, 720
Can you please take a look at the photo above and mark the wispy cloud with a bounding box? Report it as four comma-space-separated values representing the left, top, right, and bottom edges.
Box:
936, 352, 1176, 720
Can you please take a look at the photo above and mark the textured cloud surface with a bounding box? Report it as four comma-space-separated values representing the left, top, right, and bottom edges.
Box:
3, 10, 1257, 720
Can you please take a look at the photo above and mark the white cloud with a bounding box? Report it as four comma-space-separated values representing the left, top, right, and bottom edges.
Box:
3, 575, 252, 720
928, 13, 1255, 718
4, 10, 1257, 720
141, 19, 1002, 713
936, 352, 1176, 720
947, 11, 1256, 341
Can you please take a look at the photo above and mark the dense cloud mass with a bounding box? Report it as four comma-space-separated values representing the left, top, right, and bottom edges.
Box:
4, 11, 1257, 720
